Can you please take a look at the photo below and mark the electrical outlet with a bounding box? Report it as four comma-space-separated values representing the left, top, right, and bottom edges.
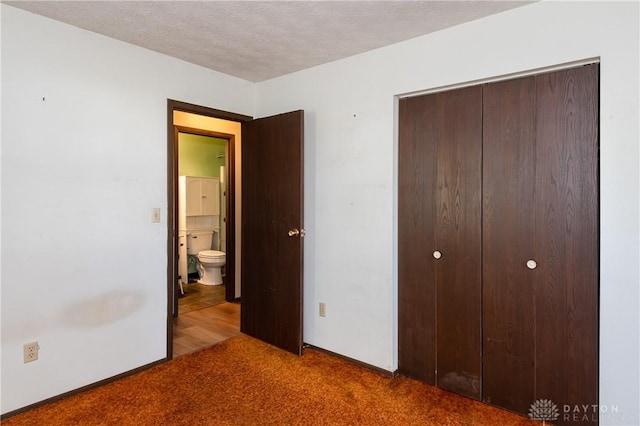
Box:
319, 302, 326, 317
24, 341, 39, 363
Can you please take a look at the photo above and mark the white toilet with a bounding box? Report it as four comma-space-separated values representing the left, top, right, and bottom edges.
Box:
187, 230, 226, 285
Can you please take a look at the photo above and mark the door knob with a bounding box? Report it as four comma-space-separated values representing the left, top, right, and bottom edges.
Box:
288, 228, 305, 237
433, 250, 442, 259
526, 259, 537, 270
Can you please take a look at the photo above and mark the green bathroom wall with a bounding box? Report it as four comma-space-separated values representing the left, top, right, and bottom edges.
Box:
178, 133, 226, 177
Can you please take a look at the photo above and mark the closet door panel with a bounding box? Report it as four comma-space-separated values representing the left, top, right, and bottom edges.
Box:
398, 96, 438, 383
535, 64, 599, 414
482, 76, 537, 413
435, 86, 483, 399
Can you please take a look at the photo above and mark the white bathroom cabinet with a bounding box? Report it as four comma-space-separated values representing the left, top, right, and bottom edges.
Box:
184, 176, 219, 216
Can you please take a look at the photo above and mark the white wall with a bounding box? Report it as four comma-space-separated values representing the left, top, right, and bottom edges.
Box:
2, 1, 639, 424
254, 1, 639, 424
0, 5, 253, 414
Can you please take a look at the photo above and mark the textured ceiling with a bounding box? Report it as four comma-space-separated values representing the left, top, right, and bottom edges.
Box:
5, 1, 532, 82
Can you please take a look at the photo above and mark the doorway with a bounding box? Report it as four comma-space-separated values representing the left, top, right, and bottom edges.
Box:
166, 100, 252, 358
167, 100, 306, 358
176, 131, 229, 312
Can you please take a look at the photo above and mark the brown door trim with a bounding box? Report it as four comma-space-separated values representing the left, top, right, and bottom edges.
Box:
166, 99, 252, 359
170, 99, 253, 122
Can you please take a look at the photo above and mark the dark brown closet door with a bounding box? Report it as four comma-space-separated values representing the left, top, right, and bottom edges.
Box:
434, 86, 482, 399
534, 64, 599, 417
482, 76, 537, 413
398, 86, 482, 399
483, 65, 599, 421
398, 94, 438, 384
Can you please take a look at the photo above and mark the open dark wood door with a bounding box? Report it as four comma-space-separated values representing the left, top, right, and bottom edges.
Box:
241, 110, 304, 355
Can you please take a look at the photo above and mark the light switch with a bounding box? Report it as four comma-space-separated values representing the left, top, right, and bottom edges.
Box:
319, 302, 326, 317
152, 208, 161, 223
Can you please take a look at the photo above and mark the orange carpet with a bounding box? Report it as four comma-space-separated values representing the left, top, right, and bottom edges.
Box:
4, 334, 537, 425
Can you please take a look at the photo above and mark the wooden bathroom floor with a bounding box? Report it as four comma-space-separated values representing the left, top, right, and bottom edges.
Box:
178, 281, 226, 314
174, 279, 240, 358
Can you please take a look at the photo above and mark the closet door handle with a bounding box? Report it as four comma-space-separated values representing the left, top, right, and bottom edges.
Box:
433, 250, 442, 259
526, 259, 537, 270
